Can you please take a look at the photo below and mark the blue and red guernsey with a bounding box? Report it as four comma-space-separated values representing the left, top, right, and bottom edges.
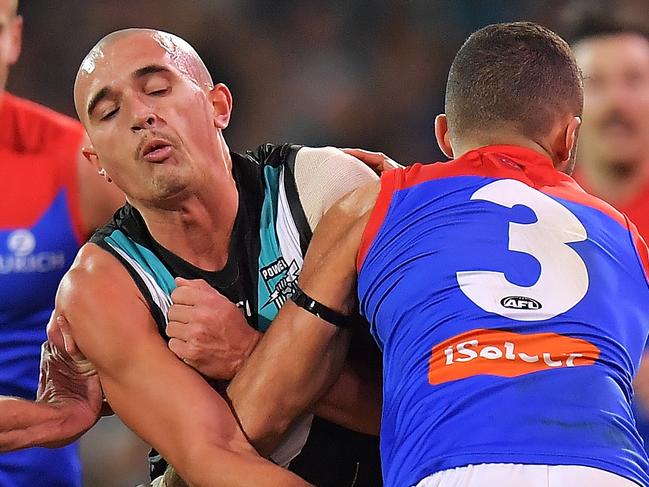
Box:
357, 145, 649, 487
0, 93, 83, 486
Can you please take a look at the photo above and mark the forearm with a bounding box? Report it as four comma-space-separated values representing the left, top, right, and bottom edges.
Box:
0, 397, 88, 451
314, 359, 381, 436
228, 304, 350, 456
183, 445, 311, 487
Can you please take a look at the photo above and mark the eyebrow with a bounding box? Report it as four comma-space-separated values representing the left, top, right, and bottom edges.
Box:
86, 65, 173, 117
133, 64, 172, 79
87, 87, 111, 118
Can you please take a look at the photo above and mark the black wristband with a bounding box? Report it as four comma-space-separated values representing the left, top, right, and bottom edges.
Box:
290, 285, 351, 328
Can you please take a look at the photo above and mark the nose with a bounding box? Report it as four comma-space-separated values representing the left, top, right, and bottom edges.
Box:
130, 105, 160, 132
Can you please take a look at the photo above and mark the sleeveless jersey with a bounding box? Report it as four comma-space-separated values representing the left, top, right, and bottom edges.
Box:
357, 145, 649, 487
91, 144, 381, 487
0, 93, 83, 486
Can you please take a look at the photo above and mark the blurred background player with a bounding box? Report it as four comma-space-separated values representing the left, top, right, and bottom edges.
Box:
559, 0, 649, 456
0, 0, 123, 485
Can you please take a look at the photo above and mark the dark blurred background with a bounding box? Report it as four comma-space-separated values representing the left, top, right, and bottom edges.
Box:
7, 1, 649, 485
9, 0, 575, 166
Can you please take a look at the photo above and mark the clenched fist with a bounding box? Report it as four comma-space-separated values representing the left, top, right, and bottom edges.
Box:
167, 278, 261, 380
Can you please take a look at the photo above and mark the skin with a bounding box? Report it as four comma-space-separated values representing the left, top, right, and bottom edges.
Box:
0, 28, 381, 480
60, 29, 310, 487
166, 277, 382, 436
0, 0, 122, 451
227, 112, 582, 452
573, 34, 649, 206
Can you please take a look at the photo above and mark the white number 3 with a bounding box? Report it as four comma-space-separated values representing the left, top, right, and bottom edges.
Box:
457, 179, 589, 321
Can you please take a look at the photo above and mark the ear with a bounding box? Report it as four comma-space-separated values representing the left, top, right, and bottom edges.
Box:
556, 116, 581, 172
7, 15, 22, 65
209, 83, 233, 129
434, 114, 454, 159
81, 145, 101, 172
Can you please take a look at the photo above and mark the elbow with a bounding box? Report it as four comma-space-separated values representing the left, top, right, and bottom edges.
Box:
238, 409, 292, 457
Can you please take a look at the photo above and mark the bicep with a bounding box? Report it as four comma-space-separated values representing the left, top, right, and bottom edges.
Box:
58, 251, 252, 467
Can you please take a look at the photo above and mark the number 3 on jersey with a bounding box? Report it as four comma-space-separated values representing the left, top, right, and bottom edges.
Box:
456, 179, 589, 321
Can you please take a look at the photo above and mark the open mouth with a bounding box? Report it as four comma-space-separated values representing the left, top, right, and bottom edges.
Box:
141, 139, 173, 162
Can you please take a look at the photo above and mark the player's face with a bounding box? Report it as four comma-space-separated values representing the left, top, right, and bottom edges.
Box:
76, 35, 229, 204
574, 34, 649, 170
0, 0, 21, 95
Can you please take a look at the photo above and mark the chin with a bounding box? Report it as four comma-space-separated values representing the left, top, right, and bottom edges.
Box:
151, 176, 190, 200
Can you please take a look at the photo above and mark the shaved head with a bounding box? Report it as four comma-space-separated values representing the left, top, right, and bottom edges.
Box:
71, 27, 234, 207
74, 29, 213, 120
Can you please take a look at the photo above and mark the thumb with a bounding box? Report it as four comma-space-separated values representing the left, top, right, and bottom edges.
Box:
56, 315, 83, 361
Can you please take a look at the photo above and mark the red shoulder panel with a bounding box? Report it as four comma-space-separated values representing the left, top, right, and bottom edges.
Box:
357, 168, 401, 271
0, 94, 84, 242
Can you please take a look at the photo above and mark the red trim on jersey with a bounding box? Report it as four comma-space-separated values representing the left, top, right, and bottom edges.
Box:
59, 129, 85, 244
356, 145, 637, 271
400, 145, 629, 228
357, 169, 400, 271
626, 215, 649, 282
0, 93, 85, 242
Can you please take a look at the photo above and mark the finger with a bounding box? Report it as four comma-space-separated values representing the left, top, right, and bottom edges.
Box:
341, 148, 384, 168
384, 159, 404, 170
167, 304, 193, 324
46, 314, 66, 351
170, 285, 199, 306
167, 337, 192, 360
175, 277, 210, 289
165, 321, 191, 341
56, 315, 85, 361
341, 148, 377, 158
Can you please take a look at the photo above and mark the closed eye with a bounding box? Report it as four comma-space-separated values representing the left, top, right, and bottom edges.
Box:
148, 87, 170, 96
100, 107, 119, 121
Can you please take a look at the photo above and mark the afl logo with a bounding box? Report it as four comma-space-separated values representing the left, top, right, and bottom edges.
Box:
500, 296, 542, 310
7, 229, 36, 257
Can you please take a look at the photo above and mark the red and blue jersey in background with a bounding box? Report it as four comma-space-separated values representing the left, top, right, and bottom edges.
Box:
0, 93, 83, 486
357, 146, 649, 487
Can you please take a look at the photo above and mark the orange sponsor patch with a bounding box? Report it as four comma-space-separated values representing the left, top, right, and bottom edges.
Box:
428, 328, 600, 385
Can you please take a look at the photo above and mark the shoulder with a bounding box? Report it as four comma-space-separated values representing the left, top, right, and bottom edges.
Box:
294, 146, 377, 180
57, 243, 142, 320
293, 146, 379, 229
5, 94, 83, 156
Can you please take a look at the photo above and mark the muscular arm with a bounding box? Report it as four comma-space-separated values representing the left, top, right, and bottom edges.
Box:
59, 244, 309, 487
228, 182, 380, 455
0, 394, 94, 451
0, 324, 101, 452
293, 147, 383, 435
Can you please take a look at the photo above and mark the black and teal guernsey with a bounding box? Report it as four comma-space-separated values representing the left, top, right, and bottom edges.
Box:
90, 144, 381, 487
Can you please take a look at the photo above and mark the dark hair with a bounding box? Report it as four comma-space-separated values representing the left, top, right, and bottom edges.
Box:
445, 22, 583, 141
559, 0, 649, 46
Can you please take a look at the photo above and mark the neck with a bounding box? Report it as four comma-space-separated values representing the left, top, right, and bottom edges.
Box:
136, 152, 239, 272
577, 155, 649, 206
452, 132, 557, 166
